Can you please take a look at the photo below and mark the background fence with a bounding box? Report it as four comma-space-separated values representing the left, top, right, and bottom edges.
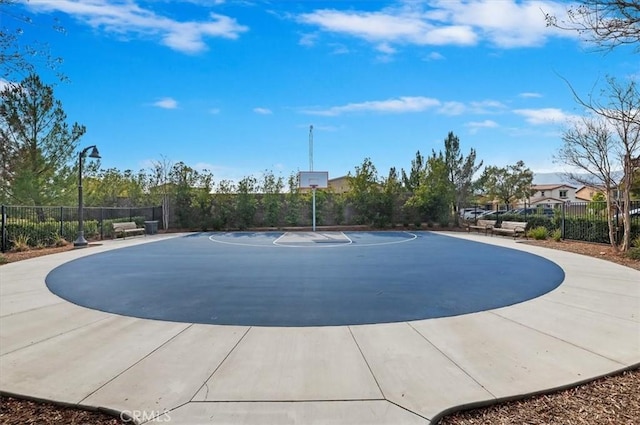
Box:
461, 200, 640, 244
2, 200, 639, 252
1, 205, 162, 252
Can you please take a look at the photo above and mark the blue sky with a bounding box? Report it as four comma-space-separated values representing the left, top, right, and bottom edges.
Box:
5, 0, 639, 183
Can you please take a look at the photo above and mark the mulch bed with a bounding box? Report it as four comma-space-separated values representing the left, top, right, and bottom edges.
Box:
439, 368, 640, 425
0, 232, 638, 424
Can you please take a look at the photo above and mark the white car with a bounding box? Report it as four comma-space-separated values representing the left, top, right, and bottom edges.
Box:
614, 208, 640, 221
461, 208, 485, 220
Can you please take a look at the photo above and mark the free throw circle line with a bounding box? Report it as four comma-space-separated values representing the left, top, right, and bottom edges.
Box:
272, 231, 353, 248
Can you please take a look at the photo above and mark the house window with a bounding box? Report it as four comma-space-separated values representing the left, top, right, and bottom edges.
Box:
540, 191, 545, 197
559, 190, 568, 199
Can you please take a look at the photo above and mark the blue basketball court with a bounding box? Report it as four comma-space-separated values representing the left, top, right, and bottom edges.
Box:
45, 231, 564, 326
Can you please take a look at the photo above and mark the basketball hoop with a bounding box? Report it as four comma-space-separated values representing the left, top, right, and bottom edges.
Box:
298, 172, 328, 232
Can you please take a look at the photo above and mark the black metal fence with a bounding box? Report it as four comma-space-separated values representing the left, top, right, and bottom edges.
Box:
460, 200, 640, 244
1, 205, 162, 252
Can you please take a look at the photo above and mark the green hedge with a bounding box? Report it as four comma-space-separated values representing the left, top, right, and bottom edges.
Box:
6, 219, 99, 249
4, 216, 147, 250
562, 217, 610, 244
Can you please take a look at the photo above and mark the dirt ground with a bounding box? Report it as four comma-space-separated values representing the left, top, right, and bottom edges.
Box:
0, 234, 638, 424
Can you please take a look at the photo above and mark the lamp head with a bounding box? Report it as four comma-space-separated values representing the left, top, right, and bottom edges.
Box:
88, 146, 101, 159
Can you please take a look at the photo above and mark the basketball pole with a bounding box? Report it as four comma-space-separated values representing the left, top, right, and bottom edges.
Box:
309, 125, 316, 231
312, 185, 317, 232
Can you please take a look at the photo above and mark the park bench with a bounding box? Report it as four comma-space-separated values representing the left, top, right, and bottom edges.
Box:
467, 219, 496, 235
492, 221, 527, 239
112, 222, 145, 239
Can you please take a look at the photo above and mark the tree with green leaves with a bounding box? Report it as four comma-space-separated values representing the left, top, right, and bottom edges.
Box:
478, 160, 534, 208
169, 162, 200, 229
147, 156, 173, 230
405, 153, 454, 225
0, 73, 85, 205
401, 151, 425, 193
443, 132, 483, 224
236, 175, 258, 229
212, 179, 236, 230
85, 168, 147, 207
587, 192, 608, 216
347, 157, 381, 225
379, 166, 403, 227
260, 169, 284, 227
285, 173, 302, 226
192, 169, 214, 231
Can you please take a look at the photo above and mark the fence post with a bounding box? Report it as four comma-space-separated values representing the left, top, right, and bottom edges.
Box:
561, 202, 565, 239
1, 205, 6, 253
100, 207, 104, 240
59, 206, 63, 238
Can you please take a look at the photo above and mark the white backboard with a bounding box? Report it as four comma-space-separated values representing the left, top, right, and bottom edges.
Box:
298, 171, 328, 189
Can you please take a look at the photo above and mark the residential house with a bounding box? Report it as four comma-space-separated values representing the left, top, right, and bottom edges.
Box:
328, 175, 350, 193
575, 185, 621, 202
527, 184, 578, 208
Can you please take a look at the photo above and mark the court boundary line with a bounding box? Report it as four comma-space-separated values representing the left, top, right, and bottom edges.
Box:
208, 231, 418, 248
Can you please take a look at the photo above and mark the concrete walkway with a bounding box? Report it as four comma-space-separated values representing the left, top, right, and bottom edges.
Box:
0, 232, 638, 424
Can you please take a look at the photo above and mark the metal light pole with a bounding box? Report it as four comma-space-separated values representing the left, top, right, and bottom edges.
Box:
73, 145, 101, 248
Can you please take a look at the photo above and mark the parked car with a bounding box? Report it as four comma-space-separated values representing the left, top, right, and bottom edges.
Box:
461, 208, 486, 220
475, 210, 508, 220
613, 208, 640, 221
510, 207, 555, 218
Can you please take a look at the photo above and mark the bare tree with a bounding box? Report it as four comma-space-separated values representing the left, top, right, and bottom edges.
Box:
545, 0, 640, 52
1, 0, 65, 80
556, 116, 620, 249
557, 77, 640, 250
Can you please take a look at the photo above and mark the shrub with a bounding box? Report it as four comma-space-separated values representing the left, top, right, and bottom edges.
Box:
52, 233, 69, 247
552, 228, 562, 242
10, 234, 30, 252
528, 226, 549, 240
0, 254, 7, 265
626, 247, 640, 260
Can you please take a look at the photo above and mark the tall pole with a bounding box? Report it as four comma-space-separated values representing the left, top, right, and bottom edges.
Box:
309, 124, 313, 171
74, 145, 101, 248
74, 152, 86, 247
312, 187, 316, 232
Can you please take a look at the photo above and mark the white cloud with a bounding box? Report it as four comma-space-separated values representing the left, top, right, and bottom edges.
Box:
298, 8, 476, 48
299, 33, 318, 47
254, 107, 273, 115
514, 107, 573, 125
297, 1, 574, 54
301, 96, 441, 116
469, 100, 507, 114
153, 97, 178, 109
438, 101, 466, 116
330, 43, 350, 55
0, 78, 10, 91
519, 92, 543, 98
376, 42, 397, 55
467, 119, 498, 128
466, 119, 498, 134
26, 0, 248, 54
424, 51, 445, 61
